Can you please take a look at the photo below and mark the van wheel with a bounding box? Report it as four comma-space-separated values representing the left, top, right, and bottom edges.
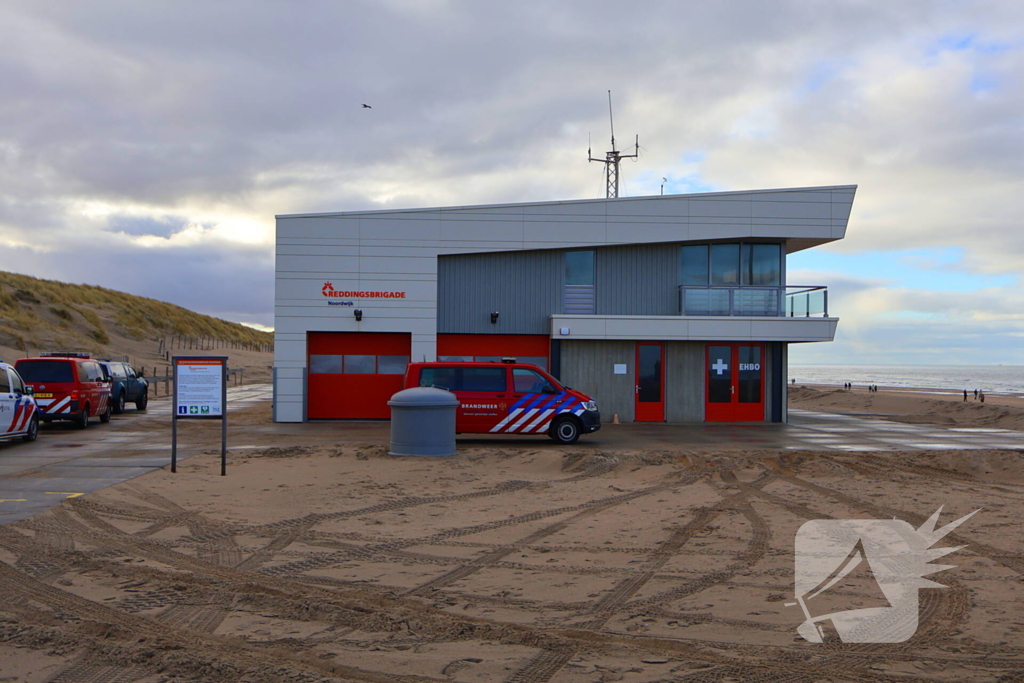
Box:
22, 416, 38, 442
113, 391, 126, 414
100, 401, 112, 423
550, 416, 581, 445
135, 389, 148, 411
75, 406, 90, 429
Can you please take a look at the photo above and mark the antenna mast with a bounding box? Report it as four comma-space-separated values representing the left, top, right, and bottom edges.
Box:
588, 90, 639, 198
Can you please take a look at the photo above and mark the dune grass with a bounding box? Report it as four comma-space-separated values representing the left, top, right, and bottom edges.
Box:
0, 271, 272, 350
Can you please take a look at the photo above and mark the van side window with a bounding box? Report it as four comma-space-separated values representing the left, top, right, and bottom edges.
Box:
420, 367, 459, 391
461, 368, 506, 392
0, 369, 10, 393
513, 368, 556, 393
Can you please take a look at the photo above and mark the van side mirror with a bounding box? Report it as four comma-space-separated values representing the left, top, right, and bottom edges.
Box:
138, 369, 145, 378
23, 386, 33, 396
542, 385, 558, 394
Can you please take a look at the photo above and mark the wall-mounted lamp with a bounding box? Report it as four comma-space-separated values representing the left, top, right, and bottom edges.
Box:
354, 309, 363, 321
490, 311, 499, 325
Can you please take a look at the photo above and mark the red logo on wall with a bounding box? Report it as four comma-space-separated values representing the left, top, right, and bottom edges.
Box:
321, 282, 407, 299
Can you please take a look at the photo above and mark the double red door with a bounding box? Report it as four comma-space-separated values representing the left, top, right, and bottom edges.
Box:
705, 344, 765, 422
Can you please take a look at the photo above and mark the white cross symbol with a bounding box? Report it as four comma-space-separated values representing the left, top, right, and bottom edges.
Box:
712, 359, 729, 375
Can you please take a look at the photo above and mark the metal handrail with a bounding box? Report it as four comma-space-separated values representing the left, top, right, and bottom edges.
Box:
678, 285, 829, 317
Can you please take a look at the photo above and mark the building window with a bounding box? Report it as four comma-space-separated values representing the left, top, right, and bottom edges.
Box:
565, 250, 594, 285
309, 355, 342, 374
679, 245, 709, 285
680, 243, 782, 287
710, 244, 740, 285
343, 355, 376, 374
564, 250, 596, 314
377, 356, 410, 375
743, 244, 781, 286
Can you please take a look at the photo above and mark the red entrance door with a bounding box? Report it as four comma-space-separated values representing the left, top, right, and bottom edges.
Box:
635, 342, 665, 422
705, 344, 765, 422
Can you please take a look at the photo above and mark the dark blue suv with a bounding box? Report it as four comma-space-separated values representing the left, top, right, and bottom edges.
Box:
98, 360, 149, 414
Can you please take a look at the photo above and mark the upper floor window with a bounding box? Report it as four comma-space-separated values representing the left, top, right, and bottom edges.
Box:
680, 242, 781, 287
744, 244, 781, 286
711, 244, 740, 285
565, 250, 595, 285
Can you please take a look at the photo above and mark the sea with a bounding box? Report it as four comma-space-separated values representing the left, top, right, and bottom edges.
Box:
789, 364, 1024, 398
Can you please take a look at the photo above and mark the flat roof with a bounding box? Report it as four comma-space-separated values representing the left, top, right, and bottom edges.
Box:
276, 184, 858, 220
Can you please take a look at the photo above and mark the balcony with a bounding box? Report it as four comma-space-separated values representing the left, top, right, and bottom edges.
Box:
678, 285, 828, 318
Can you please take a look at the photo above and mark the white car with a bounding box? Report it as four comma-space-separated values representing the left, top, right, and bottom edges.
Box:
0, 361, 39, 443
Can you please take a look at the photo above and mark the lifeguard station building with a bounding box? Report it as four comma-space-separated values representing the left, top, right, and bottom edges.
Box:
273, 185, 854, 423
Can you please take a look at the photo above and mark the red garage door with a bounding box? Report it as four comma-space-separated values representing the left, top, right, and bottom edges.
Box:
307, 332, 411, 419
437, 334, 550, 369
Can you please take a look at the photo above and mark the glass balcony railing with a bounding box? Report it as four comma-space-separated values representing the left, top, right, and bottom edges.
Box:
678, 286, 829, 317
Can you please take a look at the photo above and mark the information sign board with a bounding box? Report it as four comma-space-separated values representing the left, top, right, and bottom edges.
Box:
171, 356, 228, 476
175, 358, 224, 418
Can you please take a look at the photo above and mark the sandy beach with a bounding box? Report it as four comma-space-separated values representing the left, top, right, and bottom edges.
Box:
1, 388, 1023, 682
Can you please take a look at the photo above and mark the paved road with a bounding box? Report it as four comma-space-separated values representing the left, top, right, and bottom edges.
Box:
2, 395, 1022, 525
0, 383, 271, 524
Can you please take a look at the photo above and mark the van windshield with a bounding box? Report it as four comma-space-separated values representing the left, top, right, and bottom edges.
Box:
15, 361, 74, 383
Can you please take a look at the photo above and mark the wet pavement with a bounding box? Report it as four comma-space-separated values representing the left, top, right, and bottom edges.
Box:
1, 392, 1021, 525
0, 383, 272, 524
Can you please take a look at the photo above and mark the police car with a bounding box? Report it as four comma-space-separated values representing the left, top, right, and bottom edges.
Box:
0, 361, 39, 443
404, 359, 601, 444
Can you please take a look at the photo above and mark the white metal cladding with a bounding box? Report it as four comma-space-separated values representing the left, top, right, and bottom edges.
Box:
274, 185, 855, 421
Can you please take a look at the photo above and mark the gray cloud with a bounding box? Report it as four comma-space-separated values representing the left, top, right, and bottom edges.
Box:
0, 1, 1021, 359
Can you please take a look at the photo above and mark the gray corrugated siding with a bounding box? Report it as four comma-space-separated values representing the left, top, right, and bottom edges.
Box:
596, 244, 679, 316
438, 250, 562, 334
440, 243, 683, 332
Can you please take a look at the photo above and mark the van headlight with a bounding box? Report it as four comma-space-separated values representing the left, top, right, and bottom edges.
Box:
583, 401, 598, 412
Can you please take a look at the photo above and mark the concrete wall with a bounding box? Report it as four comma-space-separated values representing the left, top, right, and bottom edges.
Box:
560, 339, 706, 423
559, 340, 637, 422
665, 342, 705, 422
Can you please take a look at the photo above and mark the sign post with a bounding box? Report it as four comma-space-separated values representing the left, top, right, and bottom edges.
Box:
171, 356, 228, 475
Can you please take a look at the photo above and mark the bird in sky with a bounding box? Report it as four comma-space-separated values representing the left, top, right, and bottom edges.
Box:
362, 104, 372, 109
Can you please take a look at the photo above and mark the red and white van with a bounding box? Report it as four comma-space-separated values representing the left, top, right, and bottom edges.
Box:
15, 353, 112, 429
403, 359, 600, 444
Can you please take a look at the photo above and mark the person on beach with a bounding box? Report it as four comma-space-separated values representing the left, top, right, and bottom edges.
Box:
964, 389, 968, 402
980, 390, 985, 403
975, 389, 978, 399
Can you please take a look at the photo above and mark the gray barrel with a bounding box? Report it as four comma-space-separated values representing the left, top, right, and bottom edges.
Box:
388, 387, 459, 457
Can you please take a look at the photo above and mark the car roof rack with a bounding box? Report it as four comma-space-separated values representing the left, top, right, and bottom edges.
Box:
39, 352, 91, 358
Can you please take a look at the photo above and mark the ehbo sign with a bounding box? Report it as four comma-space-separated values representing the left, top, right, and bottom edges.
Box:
171, 356, 229, 476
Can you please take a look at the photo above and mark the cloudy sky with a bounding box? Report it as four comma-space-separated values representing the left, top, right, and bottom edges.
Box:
1, 1, 1021, 365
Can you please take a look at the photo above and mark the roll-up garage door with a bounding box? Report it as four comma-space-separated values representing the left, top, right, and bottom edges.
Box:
307, 332, 411, 419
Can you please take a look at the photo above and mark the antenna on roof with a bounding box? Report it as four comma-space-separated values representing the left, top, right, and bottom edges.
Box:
588, 90, 640, 199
